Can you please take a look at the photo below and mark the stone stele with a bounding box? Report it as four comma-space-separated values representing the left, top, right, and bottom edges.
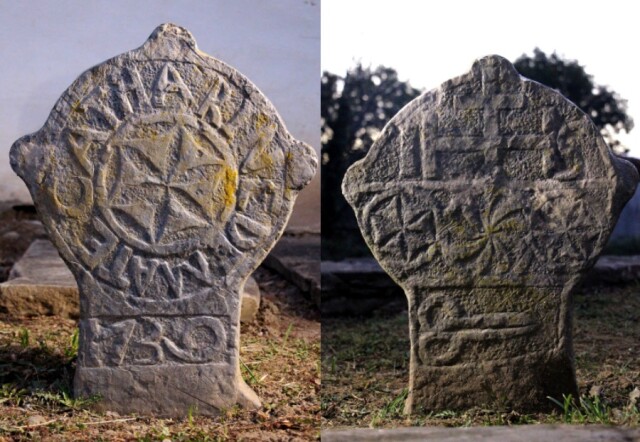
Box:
342, 55, 638, 413
10, 23, 317, 416
0, 239, 261, 323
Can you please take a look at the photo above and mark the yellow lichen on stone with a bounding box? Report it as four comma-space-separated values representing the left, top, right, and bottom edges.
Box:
221, 108, 232, 123
72, 100, 84, 114
258, 148, 274, 170
222, 166, 237, 209
146, 126, 159, 141
255, 113, 270, 131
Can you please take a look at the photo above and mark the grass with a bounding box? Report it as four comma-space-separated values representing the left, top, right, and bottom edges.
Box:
547, 394, 613, 424
321, 280, 640, 428
18, 328, 29, 348
0, 266, 320, 441
64, 328, 79, 359
369, 389, 408, 427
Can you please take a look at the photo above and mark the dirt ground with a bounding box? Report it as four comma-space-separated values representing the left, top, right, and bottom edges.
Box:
322, 280, 640, 428
0, 267, 320, 441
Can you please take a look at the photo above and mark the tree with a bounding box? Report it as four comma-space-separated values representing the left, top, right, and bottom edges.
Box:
514, 48, 633, 153
321, 65, 422, 259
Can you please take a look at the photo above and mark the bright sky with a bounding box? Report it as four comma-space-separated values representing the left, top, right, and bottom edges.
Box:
322, 0, 640, 157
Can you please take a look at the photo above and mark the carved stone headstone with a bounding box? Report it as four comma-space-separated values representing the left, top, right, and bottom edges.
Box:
342, 55, 638, 412
10, 23, 317, 416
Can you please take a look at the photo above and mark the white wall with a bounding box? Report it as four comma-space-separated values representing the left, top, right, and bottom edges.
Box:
0, 0, 320, 231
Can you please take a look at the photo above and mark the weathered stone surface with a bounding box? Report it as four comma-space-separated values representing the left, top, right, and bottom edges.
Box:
240, 275, 260, 323
342, 55, 638, 413
0, 239, 261, 322
322, 425, 640, 442
9, 23, 316, 416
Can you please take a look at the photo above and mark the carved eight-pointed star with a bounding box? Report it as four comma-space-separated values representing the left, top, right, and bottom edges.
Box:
108, 119, 233, 245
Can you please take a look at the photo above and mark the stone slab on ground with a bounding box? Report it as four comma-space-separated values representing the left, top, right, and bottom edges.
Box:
0, 239, 261, 322
0, 239, 78, 318
322, 425, 640, 442
593, 255, 640, 283
264, 233, 320, 307
321, 258, 404, 315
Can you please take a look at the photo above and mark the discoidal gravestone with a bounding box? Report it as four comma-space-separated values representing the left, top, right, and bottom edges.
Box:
10, 23, 317, 416
343, 55, 638, 413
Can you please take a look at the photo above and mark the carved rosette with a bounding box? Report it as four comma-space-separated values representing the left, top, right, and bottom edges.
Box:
10, 24, 317, 416
343, 56, 638, 413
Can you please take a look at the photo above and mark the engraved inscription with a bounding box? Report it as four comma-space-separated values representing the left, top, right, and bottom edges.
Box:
152, 63, 195, 108
10, 24, 317, 415
83, 316, 229, 367
92, 244, 225, 302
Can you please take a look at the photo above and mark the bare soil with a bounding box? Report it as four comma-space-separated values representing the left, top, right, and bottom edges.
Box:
321, 280, 640, 428
0, 266, 320, 441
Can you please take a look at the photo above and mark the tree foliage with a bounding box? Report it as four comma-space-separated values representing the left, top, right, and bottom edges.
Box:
321, 65, 421, 258
514, 48, 633, 153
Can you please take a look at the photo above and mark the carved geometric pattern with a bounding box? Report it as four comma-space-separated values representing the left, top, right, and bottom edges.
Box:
343, 55, 637, 413
10, 24, 317, 416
